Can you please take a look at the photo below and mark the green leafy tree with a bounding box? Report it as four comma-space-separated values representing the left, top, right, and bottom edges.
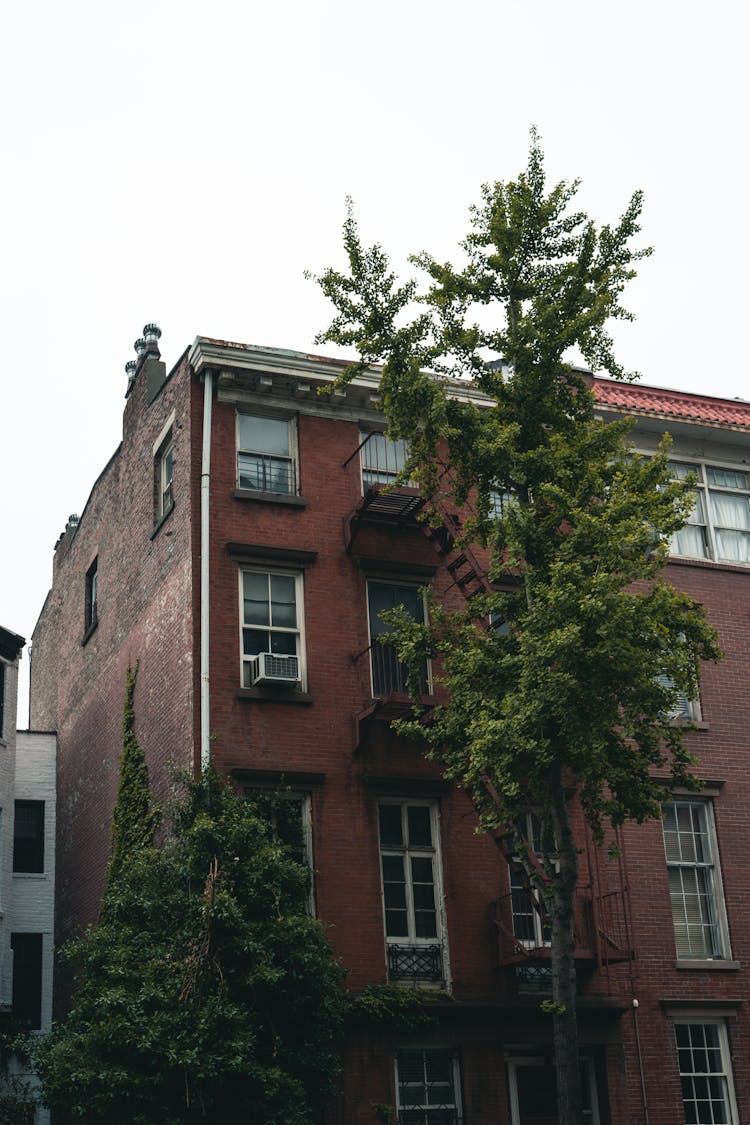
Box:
311, 133, 721, 1125
34, 770, 345, 1123
106, 663, 158, 888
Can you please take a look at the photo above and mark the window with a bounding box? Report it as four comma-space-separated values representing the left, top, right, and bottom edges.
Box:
379, 801, 445, 983
248, 790, 314, 914
155, 428, 174, 521
507, 1055, 599, 1124
663, 800, 729, 959
240, 569, 304, 688
396, 1049, 462, 1125
490, 488, 514, 519
13, 800, 45, 873
11, 933, 43, 1029
238, 413, 295, 495
675, 1022, 739, 1125
360, 430, 409, 490
670, 460, 750, 564
510, 813, 552, 948
656, 673, 700, 723
85, 558, 98, 632
367, 581, 428, 697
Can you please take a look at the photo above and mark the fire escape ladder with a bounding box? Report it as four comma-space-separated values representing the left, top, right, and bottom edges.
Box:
423, 463, 494, 603
584, 822, 636, 991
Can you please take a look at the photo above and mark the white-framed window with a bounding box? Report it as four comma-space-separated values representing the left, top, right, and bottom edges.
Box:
507, 1054, 599, 1124
490, 488, 514, 519
367, 581, 429, 697
155, 431, 174, 520
675, 1021, 739, 1125
247, 789, 314, 914
240, 568, 305, 689
663, 800, 730, 960
237, 413, 296, 495
395, 1049, 462, 1124
360, 430, 409, 490
509, 812, 553, 949
379, 800, 446, 984
669, 460, 750, 564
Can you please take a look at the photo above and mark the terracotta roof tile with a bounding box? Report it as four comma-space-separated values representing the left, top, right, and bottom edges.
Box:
592, 378, 750, 429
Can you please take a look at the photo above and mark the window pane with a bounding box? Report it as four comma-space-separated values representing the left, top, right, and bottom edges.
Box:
714, 527, 750, 563
243, 572, 270, 625
709, 491, 750, 531
379, 805, 403, 847
382, 854, 406, 886
13, 801, 45, 873
269, 633, 297, 656
670, 461, 700, 481
270, 575, 297, 628
407, 806, 432, 847
706, 466, 748, 489
239, 415, 289, 456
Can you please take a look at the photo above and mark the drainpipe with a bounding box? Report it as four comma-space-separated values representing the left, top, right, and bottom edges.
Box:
632, 999, 650, 1125
200, 368, 214, 772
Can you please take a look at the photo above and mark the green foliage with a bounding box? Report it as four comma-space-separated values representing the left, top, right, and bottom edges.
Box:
106, 663, 158, 889
0, 1022, 39, 1123
312, 133, 721, 841
347, 984, 439, 1033
34, 770, 345, 1124
312, 135, 722, 1124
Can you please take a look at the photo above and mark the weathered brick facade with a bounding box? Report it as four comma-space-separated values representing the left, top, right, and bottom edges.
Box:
30, 338, 750, 1124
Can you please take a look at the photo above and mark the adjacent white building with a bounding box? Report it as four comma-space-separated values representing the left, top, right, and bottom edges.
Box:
0, 625, 55, 1125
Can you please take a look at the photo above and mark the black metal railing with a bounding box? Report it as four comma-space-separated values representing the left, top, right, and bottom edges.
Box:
238, 452, 295, 494
370, 642, 428, 698
387, 943, 443, 982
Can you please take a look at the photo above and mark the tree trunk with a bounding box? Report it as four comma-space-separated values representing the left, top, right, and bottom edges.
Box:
549, 767, 583, 1125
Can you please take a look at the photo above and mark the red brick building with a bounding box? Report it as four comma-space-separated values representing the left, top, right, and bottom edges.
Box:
30, 333, 750, 1124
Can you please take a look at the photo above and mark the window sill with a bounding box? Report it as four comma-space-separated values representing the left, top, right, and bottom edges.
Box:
151, 501, 175, 539
675, 959, 741, 971
233, 488, 307, 509
81, 619, 98, 647
669, 555, 750, 575
12, 872, 47, 880
237, 687, 314, 705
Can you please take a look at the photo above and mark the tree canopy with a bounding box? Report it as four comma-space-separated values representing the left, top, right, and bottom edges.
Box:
311, 133, 721, 1124
35, 771, 345, 1124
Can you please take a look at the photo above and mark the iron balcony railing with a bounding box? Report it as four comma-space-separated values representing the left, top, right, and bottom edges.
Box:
387, 943, 443, 983
238, 452, 295, 494
369, 642, 429, 698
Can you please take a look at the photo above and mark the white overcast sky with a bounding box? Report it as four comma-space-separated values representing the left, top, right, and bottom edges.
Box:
1, 0, 746, 722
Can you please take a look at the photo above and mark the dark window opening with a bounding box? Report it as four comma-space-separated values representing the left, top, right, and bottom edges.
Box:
85, 558, 98, 632
13, 800, 45, 873
11, 933, 43, 1029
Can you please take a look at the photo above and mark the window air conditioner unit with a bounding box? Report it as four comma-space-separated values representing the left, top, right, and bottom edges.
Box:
250, 652, 300, 686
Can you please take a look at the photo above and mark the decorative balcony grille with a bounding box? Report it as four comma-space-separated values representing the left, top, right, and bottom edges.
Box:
515, 963, 553, 992
238, 452, 295, 494
387, 943, 443, 982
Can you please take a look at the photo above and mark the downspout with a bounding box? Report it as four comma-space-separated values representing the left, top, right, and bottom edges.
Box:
200, 369, 214, 771
632, 999, 650, 1125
